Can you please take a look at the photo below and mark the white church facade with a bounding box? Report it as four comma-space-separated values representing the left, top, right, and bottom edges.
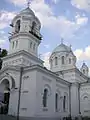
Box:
0, 6, 90, 119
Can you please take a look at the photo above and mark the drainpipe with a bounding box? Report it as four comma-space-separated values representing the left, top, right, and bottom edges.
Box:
69, 83, 71, 117
78, 83, 80, 114
17, 67, 23, 120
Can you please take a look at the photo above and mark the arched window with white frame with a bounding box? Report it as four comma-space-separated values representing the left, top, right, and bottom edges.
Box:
63, 96, 66, 112
12, 41, 14, 49
31, 21, 36, 32
69, 58, 71, 64
61, 56, 65, 64
42, 84, 51, 109
55, 57, 58, 65
33, 43, 36, 50
55, 93, 59, 111
51, 59, 53, 68
83, 69, 85, 74
15, 20, 20, 33
43, 88, 48, 107
63, 93, 68, 112
30, 42, 32, 48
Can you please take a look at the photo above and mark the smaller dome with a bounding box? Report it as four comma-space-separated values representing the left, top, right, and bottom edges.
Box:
52, 43, 71, 54
19, 7, 35, 16
82, 62, 88, 69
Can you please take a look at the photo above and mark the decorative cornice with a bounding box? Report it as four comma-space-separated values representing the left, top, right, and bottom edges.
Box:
0, 64, 70, 86
2, 50, 44, 64
57, 67, 89, 81
0, 65, 20, 75
9, 32, 42, 44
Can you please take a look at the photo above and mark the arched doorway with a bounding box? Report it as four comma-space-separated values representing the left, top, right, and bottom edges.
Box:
0, 79, 10, 114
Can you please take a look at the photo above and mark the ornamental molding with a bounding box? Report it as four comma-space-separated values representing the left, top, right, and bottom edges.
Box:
80, 87, 90, 91
3, 58, 23, 67
0, 73, 15, 89
2, 50, 43, 64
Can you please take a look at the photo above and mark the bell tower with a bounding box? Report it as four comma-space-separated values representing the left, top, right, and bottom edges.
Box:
2, 7, 43, 68
9, 7, 42, 57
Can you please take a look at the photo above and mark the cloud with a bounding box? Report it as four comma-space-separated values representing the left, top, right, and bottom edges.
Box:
31, 1, 88, 39
74, 46, 90, 61
0, 39, 6, 45
0, 11, 16, 29
75, 14, 88, 25
71, 0, 90, 11
7, 0, 26, 7
44, 44, 50, 49
41, 52, 51, 69
0, 31, 5, 34
52, 0, 59, 4
7, 0, 59, 6
6, 0, 88, 39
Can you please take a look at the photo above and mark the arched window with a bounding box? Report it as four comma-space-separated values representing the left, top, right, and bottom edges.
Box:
55, 93, 59, 111
63, 96, 66, 112
62, 56, 65, 64
12, 41, 14, 49
31, 21, 36, 32
15, 20, 20, 33
33, 43, 36, 50
63, 94, 68, 112
43, 88, 48, 107
51, 59, 53, 68
69, 58, 71, 64
30, 42, 32, 48
55, 57, 58, 65
83, 69, 85, 74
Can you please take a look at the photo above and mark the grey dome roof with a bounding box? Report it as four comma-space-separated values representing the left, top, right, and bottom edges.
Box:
19, 7, 35, 16
52, 43, 71, 53
18, 7, 41, 26
82, 63, 88, 68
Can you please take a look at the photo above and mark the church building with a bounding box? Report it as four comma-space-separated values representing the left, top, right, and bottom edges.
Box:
0, 6, 90, 119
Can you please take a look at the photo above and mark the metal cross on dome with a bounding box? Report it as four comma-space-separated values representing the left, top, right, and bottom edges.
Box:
27, 0, 32, 7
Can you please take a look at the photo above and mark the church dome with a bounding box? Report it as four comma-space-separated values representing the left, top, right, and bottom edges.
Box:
12, 7, 41, 28
52, 43, 71, 54
49, 42, 76, 72
19, 7, 35, 16
17, 7, 41, 28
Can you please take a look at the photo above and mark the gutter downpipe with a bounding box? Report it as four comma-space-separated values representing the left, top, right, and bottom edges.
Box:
69, 83, 71, 117
17, 67, 23, 120
78, 83, 80, 114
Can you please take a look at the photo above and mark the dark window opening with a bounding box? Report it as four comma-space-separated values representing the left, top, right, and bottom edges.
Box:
62, 56, 65, 64
63, 96, 66, 112
15, 20, 20, 33
55, 93, 58, 111
69, 58, 71, 64
55, 57, 58, 65
43, 89, 48, 107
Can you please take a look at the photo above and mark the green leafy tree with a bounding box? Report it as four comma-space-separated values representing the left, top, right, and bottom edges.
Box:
0, 48, 8, 70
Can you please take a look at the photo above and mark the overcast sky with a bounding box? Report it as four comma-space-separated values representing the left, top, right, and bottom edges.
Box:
0, 0, 90, 70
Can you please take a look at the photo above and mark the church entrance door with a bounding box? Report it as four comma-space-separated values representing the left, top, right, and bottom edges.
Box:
0, 79, 10, 114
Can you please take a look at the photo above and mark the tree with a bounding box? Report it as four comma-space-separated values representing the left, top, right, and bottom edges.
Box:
0, 48, 8, 70
1, 49, 8, 57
